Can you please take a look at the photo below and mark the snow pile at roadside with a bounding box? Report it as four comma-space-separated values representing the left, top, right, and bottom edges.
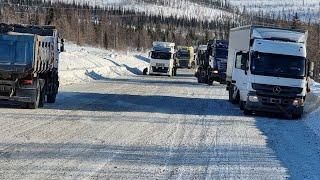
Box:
304, 81, 320, 137
305, 80, 320, 113
59, 42, 149, 85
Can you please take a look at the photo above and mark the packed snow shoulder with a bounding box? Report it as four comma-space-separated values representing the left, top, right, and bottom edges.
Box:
305, 81, 320, 137
59, 42, 149, 85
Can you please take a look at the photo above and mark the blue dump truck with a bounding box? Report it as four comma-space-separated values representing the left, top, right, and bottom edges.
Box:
0, 23, 64, 108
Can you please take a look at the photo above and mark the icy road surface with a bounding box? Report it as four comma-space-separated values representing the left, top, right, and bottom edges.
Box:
0, 70, 320, 179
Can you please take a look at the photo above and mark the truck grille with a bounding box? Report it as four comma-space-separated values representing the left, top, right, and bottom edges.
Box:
218, 61, 227, 71
178, 60, 188, 68
259, 96, 294, 105
152, 67, 169, 73
252, 83, 303, 97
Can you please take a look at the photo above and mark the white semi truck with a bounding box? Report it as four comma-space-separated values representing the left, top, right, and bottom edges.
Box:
226, 26, 314, 119
148, 42, 176, 76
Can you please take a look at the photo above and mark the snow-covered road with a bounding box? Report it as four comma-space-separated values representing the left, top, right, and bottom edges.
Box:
0, 70, 320, 179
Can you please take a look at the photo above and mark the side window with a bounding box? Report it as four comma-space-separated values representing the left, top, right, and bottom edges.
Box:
235, 53, 242, 69
235, 51, 248, 70
241, 53, 248, 70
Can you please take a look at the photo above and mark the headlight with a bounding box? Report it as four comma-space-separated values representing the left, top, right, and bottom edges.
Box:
248, 95, 259, 102
213, 70, 219, 74
293, 99, 304, 106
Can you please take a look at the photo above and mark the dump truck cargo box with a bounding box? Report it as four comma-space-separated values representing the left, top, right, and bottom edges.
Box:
0, 33, 35, 74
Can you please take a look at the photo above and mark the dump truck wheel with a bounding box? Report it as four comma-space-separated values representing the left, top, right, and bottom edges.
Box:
27, 83, 40, 109
228, 85, 239, 104
47, 93, 57, 103
143, 68, 148, 75
38, 88, 45, 108
240, 101, 245, 110
243, 108, 252, 116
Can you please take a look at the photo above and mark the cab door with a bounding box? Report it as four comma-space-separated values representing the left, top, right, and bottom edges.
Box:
232, 51, 249, 101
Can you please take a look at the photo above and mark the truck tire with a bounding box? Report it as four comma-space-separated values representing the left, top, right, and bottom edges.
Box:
219, 79, 226, 84
47, 71, 59, 103
143, 68, 148, 75
206, 68, 211, 85
173, 68, 177, 76
27, 83, 40, 109
204, 76, 208, 84
207, 78, 213, 86
196, 70, 202, 83
228, 85, 239, 104
243, 108, 253, 116
240, 101, 245, 110
197, 77, 202, 83
47, 93, 57, 103
291, 113, 302, 120
38, 86, 45, 108
291, 109, 303, 119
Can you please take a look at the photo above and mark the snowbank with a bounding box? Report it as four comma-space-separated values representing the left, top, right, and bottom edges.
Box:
304, 80, 320, 114
59, 42, 149, 85
304, 81, 320, 137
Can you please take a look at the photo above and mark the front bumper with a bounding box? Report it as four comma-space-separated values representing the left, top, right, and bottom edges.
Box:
245, 91, 304, 114
176, 60, 189, 68
0, 95, 32, 103
149, 66, 170, 75
210, 72, 226, 82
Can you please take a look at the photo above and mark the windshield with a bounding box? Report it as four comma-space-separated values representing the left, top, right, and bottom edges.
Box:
215, 48, 228, 58
251, 52, 306, 79
177, 50, 190, 58
151, 51, 172, 60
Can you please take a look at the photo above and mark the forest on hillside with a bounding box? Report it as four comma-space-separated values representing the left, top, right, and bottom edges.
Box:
0, 0, 319, 80
0, 0, 236, 48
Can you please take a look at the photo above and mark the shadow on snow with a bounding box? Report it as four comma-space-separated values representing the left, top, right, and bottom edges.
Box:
253, 115, 320, 179
41, 92, 240, 116
0, 142, 287, 179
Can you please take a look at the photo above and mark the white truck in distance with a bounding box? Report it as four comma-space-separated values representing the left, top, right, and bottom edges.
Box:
148, 42, 176, 76
226, 26, 314, 119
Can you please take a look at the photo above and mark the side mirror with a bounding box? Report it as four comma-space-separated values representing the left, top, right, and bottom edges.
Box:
241, 56, 247, 69
241, 53, 249, 74
60, 38, 65, 52
308, 61, 314, 77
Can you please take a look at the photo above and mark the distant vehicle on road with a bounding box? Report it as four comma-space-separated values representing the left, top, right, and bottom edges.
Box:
195, 44, 207, 78
0, 23, 64, 108
175, 46, 195, 69
148, 42, 176, 77
226, 25, 314, 119
196, 40, 229, 84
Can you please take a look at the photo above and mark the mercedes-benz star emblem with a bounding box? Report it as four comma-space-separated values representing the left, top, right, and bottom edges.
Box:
273, 86, 282, 94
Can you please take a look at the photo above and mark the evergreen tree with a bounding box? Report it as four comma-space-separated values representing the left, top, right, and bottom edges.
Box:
291, 12, 300, 29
